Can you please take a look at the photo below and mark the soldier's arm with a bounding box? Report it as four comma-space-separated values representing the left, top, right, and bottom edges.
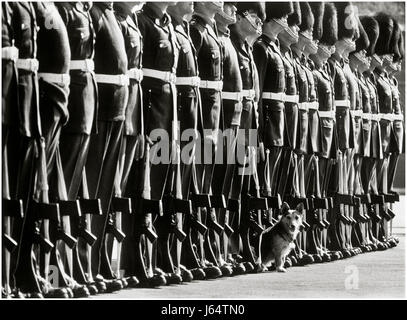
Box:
90, 6, 103, 34
189, 25, 203, 54
55, 3, 70, 26
252, 42, 268, 140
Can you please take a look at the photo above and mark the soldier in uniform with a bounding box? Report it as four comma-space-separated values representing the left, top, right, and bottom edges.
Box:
386, 21, 404, 245
359, 16, 384, 251
189, 1, 225, 279
106, 1, 145, 289
167, 1, 206, 282
136, 1, 182, 286
212, 2, 242, 276
381, 18, 403, 247
307, 2, 337, 262
327, 2, 358, 258
280, 2, 317, 266
253, 2, 293, 232
310, 2, 344, 261
348, 17, 372, 251
85, 2, 128, 292
10, 2, 69, 298
373, 13, 396, 249
288, 2, 323, 264
229, 1, 266, 273
2, 1, 24, 298
56, 1, 100, 296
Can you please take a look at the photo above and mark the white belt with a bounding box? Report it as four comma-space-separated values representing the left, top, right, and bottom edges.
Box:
2, 46, 19, 61
199, 80, 223, 91
371, 114, 381, 122
222, 91, 241, 101
176, 76, 200, 87
70, 59, 94, 72
16, 58, 39, 72
127, 67, 143, 82
335, 100, 350, 108
298, 102, 308, 111
361, 113, 372, 121
380, 113, 394, 122
350, 110, 363, 118
38, 72, 70, 86
241, 89, 256, 100
95, 73, 129, 86
318, 110, 335, 119
308, 101, 319, 111
142, 68, 176, 84
284, 94, 299, 104
262, 92, 285, 102
393, 114, 403, 121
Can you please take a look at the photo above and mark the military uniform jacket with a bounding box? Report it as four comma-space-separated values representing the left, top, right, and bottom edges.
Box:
253, 35, 286, 148
171, 15, 199, 133
219, 28, 242, 129
230, 30, 259, 143
283, 50, 299, 151
375, 70, 393, 155
57, 2, 97, 135
344, 62, 363, 155
357, 72, 372, 157
90, 3, 128, 122
138, 4, 178, 136
190, 14, 222, 136
366, 73, 383, 159
2, 2, 19, 128
34, 2, 71, 129
313, 63, 335, 159
11, 2, 40, 137
390, 76, 404, 154
304, 58, 320, 154
328, 57, 352, 150
115, 6, 143, 137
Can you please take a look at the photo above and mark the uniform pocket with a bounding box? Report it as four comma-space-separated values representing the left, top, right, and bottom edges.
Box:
210, 49, 220, 79
155, 39, 173, 70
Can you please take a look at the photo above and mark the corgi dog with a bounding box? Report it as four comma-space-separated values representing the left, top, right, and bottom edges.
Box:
257, 202, 304, 272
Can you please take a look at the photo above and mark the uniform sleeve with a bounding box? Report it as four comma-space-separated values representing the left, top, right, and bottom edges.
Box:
189, 25, 203, 54
252, 42, 267, 142
90, 6, 102, 34
55, 4, 70, 26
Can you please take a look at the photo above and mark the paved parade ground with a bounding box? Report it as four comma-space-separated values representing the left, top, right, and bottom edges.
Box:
95, 235, 405, 300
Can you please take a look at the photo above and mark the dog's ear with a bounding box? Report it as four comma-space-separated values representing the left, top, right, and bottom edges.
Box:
281, 202, 290, 216
295, 202, 305, 213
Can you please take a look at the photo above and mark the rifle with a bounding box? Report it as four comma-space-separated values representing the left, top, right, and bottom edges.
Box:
107, 160, 131, 282
78, 169, 103, 291
2, 132, 25, 297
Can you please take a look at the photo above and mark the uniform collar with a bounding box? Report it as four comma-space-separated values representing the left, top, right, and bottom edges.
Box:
217, 24, 230, 37
143, 3, 171, 27
193, 13, 216, 28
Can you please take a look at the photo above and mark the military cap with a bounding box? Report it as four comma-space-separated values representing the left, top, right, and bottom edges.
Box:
299, 2, 314, 35
390, 19, 402, 59
354, 17, 370, 52
309, 2, 324, 41
265, 2, 293, 21
335, 2, 358, 40
360, 16, 380, 56
375, 13, 394, 55
287, 2, 301, 26
236, 2, 266, 22
319, 2, 338, 46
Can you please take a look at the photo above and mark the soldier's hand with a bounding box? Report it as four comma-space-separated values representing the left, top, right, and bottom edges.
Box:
135, 134, 145, 160
258, 142, 265, 162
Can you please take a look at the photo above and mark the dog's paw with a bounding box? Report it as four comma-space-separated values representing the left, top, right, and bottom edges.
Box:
276, 267, 287, 273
